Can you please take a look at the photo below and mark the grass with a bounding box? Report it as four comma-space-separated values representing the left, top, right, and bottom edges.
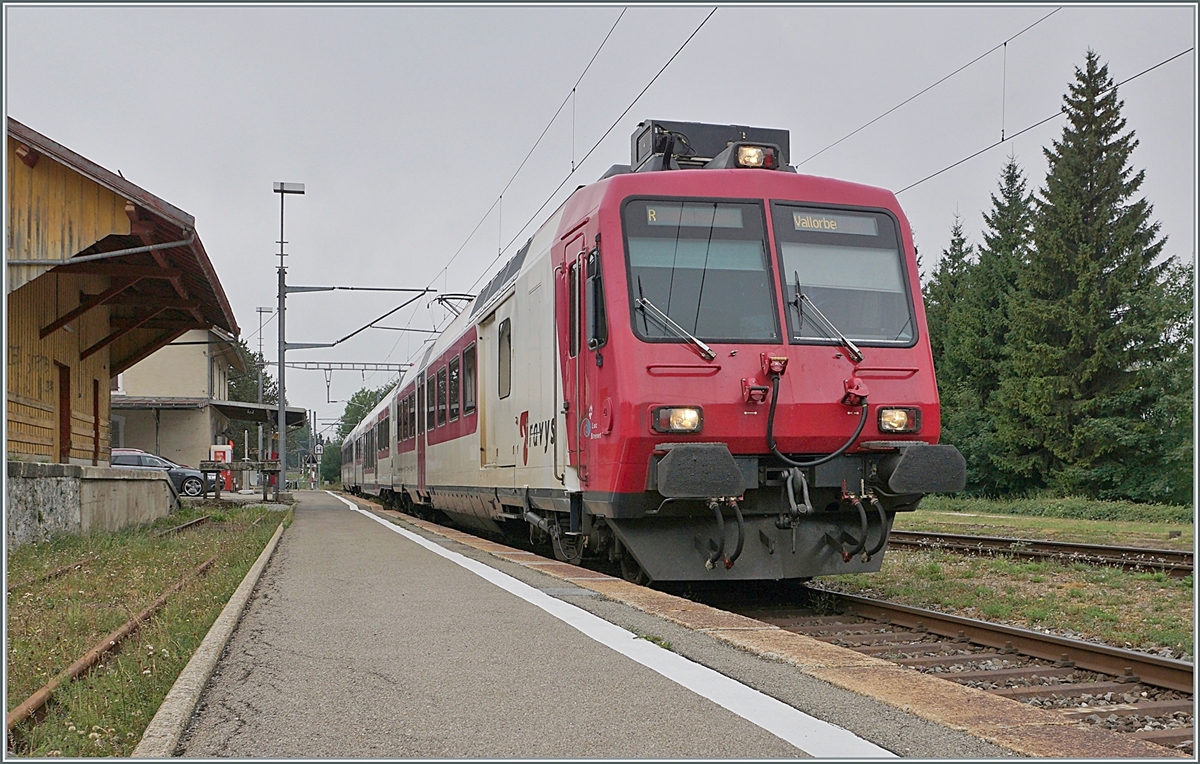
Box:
824, 546, 1193, 660
898, 497, 1194, 551
6, 502, 288, 757
918, 494, 1193, 525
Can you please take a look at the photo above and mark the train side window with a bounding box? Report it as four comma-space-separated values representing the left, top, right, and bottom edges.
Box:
402, 397, 409, 441
462, 344, 477, 415
569, 261, 580, 357
409, 392, 417, 437
498, 318, 512, 399
586, 248, 608, 349
379, 417, 389, 452
437, 367, 448, 426
448, 356, 460, 421
426, 377, 436, 430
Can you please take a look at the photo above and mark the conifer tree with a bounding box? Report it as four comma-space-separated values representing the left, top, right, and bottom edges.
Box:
940, 158, 1034, 494
991, 50, 1191, 501
922, 215, 974, 371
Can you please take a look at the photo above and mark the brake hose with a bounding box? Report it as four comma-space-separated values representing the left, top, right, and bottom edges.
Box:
864, 495, 890, 558
705, 499, 725, 570
766, 374, 868, 468
724, 500, 745, 569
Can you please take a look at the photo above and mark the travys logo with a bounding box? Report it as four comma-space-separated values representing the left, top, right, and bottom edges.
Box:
519, 410, 555, 466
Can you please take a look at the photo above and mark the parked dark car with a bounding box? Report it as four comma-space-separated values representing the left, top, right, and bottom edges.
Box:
111, 448, 215, 497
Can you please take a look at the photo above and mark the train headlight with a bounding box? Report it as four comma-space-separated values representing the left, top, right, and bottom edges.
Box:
736, 145, 777, 169
878, 407, 921, 433
652, 406, 703, 434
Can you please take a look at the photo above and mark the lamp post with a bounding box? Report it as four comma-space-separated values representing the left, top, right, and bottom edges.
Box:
274, 182, 304, 492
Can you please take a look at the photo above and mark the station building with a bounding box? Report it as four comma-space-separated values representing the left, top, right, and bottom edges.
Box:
5, 117, 239, 547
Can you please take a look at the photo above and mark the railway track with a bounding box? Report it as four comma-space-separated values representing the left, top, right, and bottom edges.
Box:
722, 589, 1195, 752
887, 530, 1194, 578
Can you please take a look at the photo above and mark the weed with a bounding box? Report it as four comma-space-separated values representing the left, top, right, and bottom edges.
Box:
916, 561, 944, 580
635, 633, 673, 651
981, 602, 1012, 619
806, 588, 843, 616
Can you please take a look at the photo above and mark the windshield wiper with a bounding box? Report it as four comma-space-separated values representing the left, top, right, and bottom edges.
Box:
791, 272, 863, 363
636, 293, 716, 361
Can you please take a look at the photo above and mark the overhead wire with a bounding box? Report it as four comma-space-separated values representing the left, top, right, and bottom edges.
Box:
466, 6, 719, 293
378, 7, 630, 373
896, 46, 1194, 195
797, 7, 1061, 168
425, 7, 628, 291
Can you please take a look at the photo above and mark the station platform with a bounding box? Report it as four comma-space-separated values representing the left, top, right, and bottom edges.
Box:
174, 491, 1164, 758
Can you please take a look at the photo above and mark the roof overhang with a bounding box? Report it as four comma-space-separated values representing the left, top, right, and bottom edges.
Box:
210, 400, 306, 428
7, 118, 241, 375
111, 397, 306, 428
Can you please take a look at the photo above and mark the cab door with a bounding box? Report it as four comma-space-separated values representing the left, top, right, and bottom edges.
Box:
558, 230, 616, 490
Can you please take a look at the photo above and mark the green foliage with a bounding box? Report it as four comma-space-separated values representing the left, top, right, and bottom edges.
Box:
939, 157, 1034, 496
922, 214, 974, 366
227, 339, 276, 405
337, 382, 398, 440
931, 50, 1192, 504
320, 436, 343, 484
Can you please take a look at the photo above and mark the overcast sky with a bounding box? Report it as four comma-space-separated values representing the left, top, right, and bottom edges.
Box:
5, 4, 1195, 435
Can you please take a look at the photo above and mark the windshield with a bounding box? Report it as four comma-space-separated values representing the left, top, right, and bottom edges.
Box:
772, 205, 914, 344
623, 199, 779, 343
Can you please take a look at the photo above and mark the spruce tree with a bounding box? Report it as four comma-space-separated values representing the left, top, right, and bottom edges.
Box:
923, 214, 974, 372
940, 158, 1034, 494
991, 50, 1191, 501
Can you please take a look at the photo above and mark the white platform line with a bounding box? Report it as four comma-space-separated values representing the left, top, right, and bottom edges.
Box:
326, 491, 895, 759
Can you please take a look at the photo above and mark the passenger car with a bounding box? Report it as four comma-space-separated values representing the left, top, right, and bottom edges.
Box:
111, 448, 215, 496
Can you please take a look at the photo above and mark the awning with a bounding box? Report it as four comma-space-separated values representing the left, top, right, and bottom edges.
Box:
210, 400, 307, 428
112, 396, 307, 427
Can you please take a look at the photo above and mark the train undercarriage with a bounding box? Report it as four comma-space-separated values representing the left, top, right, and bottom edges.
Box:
357, 440, 963, 584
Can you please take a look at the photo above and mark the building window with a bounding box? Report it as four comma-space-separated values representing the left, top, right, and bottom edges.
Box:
110, 415, 125, 449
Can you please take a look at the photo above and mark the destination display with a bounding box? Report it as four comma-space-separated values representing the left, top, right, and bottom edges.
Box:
793, 211, 878, 236
646, 204, 744, 228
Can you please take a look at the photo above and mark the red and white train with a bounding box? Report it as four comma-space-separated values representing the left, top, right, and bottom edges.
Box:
343, 120, 965, 583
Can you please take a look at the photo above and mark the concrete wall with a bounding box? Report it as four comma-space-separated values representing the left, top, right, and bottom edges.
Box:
80, 466, 173, 533
120, 407, 216, 468
6, 461, 172, 550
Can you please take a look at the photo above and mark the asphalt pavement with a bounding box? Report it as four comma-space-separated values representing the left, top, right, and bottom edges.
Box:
177, 490, 1011, 758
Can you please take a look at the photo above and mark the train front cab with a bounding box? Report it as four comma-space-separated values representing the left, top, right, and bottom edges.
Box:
555, 169, 965, 583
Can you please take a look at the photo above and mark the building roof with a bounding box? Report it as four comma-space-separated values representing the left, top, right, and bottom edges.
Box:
7, 118, 240, 374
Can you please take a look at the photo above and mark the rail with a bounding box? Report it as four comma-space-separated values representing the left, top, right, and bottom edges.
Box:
887, 530, 1193, 578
